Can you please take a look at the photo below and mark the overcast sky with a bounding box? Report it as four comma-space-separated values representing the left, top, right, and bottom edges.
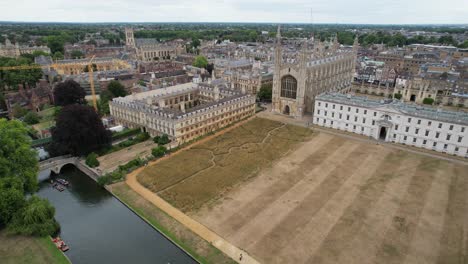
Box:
1, 0, 467, 24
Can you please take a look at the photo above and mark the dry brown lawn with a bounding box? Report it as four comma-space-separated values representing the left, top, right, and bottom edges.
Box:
193, 132, 468, 264
137, 117, 313, 212
137, 117, 468, 264
97, 140, 156, 173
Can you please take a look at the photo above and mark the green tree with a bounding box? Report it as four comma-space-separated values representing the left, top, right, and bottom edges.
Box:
257, 83, 272, 101
70, 50, 84, 59
158, 134, 170, 145
0, 177, 25, 225
98, 90, 114, 115
11, 104, 28, 119
459, 40, 468, 48
191, 37, 201, 49
193, 55, 208, 68
23, 111, 40, 125
394, 93, 402, 100
422, 97, 434, 105
0, 57, 43, 89
52, 51, 64, 60
0, 119, 38, 193
85, 152, 100, 168
7, 196, 60, 237
0, 92, 6, 111
107, 80, 127, 98
152, 146, 167, 158
31, 50, 49, 57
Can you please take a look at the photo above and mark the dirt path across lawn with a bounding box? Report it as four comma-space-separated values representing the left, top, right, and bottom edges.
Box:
126, 116, 260, 264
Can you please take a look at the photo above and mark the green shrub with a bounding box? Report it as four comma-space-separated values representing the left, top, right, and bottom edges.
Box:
422, 97, 434, 105
153, 135, 160, 144
111, 128, 140, 141
135, 132, 150, 142
85, 152, 100, 168
155, 134, 170, 145
119, 158, 143, 172
23, 112, 40, 125
394, 93, 402, 100
152, 146, 167, 158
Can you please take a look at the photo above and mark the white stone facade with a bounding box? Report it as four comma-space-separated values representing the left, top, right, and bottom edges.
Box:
313, 93, 468, 158
110, 82, 256, 143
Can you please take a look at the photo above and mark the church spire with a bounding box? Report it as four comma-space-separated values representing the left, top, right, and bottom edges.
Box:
276, 25, 281, 44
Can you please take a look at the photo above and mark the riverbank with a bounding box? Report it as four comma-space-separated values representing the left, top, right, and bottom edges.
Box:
0, 231, 70, 264
107, 182, 235, 264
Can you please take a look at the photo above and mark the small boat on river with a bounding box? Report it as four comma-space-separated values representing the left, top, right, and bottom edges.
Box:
52, 237, 70, 252
52, 183, 65, 192
56, 178, 69, 186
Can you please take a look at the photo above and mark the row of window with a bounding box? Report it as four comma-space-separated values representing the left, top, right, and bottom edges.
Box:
316, 117, 464, 144
315, 118, 467, 154
395, 125, 464, 143
316, 102, 466, 132
397, 135, 466, 153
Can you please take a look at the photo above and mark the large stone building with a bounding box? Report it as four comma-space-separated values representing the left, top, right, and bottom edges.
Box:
125, 28, 183, 62
4, 80, 53, 116
314, 93, 468, 157
109, 81, 256, 143
272, 27, 357, 118
0, 39, 50, 58
35, 56, 131, 75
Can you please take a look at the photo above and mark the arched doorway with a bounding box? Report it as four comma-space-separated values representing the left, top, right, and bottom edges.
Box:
379, 127, 387, 140
283, 105, 290, 115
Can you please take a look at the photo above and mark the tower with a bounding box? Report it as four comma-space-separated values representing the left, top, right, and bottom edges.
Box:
272, 25, 282, 112
125, 28, 135, 48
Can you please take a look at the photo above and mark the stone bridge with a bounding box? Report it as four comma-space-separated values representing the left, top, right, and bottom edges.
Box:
38, 155, 100, 182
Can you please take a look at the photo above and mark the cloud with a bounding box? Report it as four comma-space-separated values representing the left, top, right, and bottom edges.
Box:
0, 0, 467, 24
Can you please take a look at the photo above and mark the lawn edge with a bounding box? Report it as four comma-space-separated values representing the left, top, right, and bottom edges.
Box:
106, 185, 231, 264
39, 236, 72, 264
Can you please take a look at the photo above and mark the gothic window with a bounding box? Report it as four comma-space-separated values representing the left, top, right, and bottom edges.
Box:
280, 75, 297, 99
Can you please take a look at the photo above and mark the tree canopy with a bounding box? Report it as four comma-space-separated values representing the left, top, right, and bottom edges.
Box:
0, 177, 25, 226
53, 79, 86, 106
107, 80, 127, 98
0, 119, 39, 193
23, 111, 40, 125
70, 50, 84, 59
0, 120, 57, 237
7, 196, 60, 237
98, 81, 127, 115
0, 57, 43, 90
258, 83, 272, 101
49, 104, 111, 156
193, 55, 208, 68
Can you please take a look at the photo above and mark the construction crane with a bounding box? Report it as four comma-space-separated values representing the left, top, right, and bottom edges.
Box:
0, 56, 99, 112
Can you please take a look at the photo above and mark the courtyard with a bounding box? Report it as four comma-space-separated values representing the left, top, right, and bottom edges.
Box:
136, 117, 468, 264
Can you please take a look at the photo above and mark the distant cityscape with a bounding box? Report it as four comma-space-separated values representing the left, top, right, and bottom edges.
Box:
0, 20, 467, 264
